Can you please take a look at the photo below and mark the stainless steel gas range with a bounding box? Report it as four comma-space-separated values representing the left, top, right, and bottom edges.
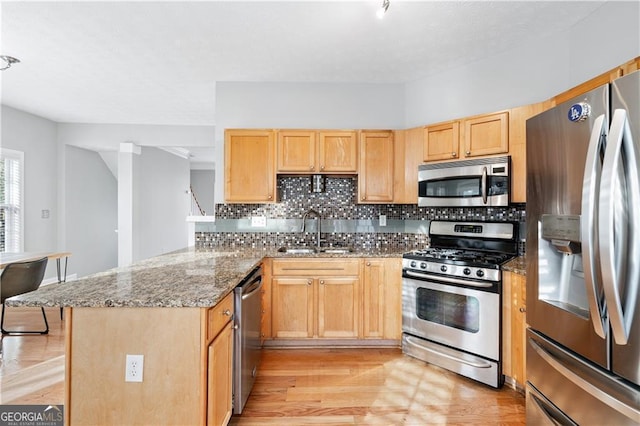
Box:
401, 221, 518, 388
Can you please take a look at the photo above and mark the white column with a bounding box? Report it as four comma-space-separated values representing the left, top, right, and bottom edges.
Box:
118, 142, 141, 267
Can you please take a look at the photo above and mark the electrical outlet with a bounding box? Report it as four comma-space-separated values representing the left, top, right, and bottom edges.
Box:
125, 354, 144, 382
379, 214, 387, 227
251, 216, 266, 227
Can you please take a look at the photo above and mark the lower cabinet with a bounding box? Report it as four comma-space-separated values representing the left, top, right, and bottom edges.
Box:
502, 271, 527, 391
206, 291, 235, 426
269, 257, 401, 342
208, 321, 234, 426
271, 259, 360, 339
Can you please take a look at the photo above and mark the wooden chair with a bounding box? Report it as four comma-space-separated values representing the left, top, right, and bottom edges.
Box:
1, 257, 49, 335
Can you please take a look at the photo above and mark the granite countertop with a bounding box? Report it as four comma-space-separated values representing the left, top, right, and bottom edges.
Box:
7, 246, 404, 309
502, 255, 526, 276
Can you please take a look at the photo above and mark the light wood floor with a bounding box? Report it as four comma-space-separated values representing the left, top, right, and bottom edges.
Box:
1, 308, 525, 424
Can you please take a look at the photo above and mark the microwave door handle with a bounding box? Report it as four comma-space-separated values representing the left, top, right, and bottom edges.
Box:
481, 166, 488, 204
581, 113, 607, 338
599, 109, 640, 345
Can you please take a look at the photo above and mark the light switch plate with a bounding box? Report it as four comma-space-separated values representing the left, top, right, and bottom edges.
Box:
379, 214, 387, 227
251, 216, 267, 227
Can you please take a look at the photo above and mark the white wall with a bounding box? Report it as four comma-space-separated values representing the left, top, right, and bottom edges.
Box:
214, 82, 405, 203
1, 105, 59, 279
134, 146, 190, 262
65, 145, 117, 278
404, 1, 640, 127
190, 170, 215, 215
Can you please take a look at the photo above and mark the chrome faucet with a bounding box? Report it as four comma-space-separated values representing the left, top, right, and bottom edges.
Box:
301, 208, 322, 248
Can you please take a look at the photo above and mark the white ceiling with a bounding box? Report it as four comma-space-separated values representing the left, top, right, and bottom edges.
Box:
0, 1, 607, 163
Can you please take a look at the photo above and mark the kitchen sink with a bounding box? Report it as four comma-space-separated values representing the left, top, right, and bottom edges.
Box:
319, 247, 354, 254
276, 247, 318, 254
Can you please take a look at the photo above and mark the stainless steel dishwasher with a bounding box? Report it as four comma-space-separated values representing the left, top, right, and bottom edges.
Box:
233, 265, 263, 414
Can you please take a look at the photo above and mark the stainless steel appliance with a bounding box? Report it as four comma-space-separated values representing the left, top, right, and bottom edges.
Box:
526, 70, 640, 424
233, 265, 263, 414
402, 221, 518, 388
418, 156, 510, 207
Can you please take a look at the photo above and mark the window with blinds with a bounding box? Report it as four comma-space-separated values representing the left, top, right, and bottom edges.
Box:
0, 148, 24, 253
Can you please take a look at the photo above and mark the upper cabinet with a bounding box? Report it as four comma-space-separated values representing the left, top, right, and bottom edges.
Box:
461, 111, 509, 158
358, 130, 394, 203
276, 130, 357, 174
318, 131, 358, 173
423, 121, 460, 161
224, 129, 276, 203
394, 127, 424, 204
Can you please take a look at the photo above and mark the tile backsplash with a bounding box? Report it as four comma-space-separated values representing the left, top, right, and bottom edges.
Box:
196, 176, 526, 252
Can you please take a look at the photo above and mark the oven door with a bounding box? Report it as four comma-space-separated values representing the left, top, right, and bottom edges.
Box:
402, 273, 500, 361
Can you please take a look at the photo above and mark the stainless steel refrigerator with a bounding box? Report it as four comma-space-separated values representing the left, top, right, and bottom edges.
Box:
526, 70, 640, 425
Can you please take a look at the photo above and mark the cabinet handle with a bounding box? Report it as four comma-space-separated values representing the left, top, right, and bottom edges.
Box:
222, 309, 232, 316
309, 165, 314, 170
268, 194, 272, 200
307, 279, 312, 285
519, 307, 526, 313
320, 165, 324, 170
466, 150, 471, 155
366, 262, 371, 266
320, 280, 325, 285
451, 152, 457, 157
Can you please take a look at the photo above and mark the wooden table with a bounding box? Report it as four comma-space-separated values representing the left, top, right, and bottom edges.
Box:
1, 252, 71, 318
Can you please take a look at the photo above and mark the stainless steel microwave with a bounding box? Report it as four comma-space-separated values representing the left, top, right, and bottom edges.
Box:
418, 156, 510, 207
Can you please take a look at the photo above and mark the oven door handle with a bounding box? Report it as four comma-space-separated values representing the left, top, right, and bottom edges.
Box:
404, 270, 493, 288
405, 335, 493, 369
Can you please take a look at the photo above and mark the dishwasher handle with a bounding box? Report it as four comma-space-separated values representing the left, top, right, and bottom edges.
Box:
242, 277, 263, 300
238, 266, 263, 299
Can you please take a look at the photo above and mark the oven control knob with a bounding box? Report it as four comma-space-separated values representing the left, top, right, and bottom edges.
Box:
410, 261, 417, 268
476, 270, 485, 278
420, 262, 428, 269
440, 265, 447, 272
463, 268, 471, 275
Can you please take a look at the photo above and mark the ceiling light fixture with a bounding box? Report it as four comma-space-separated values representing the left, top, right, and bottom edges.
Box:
0, 55, 20, 71
376, 0, 390, 19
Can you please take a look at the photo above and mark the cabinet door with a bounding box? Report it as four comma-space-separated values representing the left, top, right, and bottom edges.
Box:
224, 129, 276, 203
318, 131, 358, 173
509, 102, 550, 203
207, 320, 233, 426
462, 111, 509, 158
358, 131, 394, 203
272, 277, 314, 338
362, 259, 386, 338
423, 121, 460, 161
277, 130, 317, 173
394, 127, 423, 204
510, 273, 527, 388
317, 277, 360, 338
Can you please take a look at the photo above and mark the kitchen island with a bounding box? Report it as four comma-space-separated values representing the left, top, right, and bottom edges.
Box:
7, 246, 403, 425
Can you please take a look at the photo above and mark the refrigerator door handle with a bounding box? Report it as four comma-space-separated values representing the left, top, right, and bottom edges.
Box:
481, 166, 488, 204
599, 109, 640, 345
530, 337, 640, 422
580, 113, 607, 338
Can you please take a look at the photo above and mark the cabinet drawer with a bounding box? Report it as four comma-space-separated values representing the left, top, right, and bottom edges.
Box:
207, 292, 234, 341
272, 259, 359, 276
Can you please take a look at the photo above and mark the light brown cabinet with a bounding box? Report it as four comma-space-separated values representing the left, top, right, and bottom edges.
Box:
206, 292, 235, 426
508, 101, 553, 203
361, 258, 402, 339
207, 320, 233, 426
461, 111, 509, 158
423, 121, 460, 161
271, 259, 360, 339
224, 129, 276, 203
358, 130, 394, 203
502, 271, 527, 391
276, 130, 357, 174
394, 127, 424, 204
